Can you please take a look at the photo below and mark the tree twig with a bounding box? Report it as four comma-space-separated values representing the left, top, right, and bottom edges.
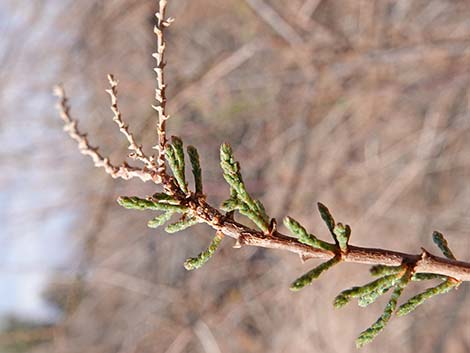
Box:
55, 1, 470, 347
152, 0, 173, 176
53, 85, 158, 183
177, 195, 470, 282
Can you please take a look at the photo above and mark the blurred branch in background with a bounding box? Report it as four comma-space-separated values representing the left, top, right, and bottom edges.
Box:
1, 0, 469, 352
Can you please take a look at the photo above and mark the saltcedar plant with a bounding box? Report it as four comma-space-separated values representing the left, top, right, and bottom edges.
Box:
55, 0, 470, 348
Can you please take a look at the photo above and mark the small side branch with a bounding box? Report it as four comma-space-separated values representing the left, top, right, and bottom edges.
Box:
106, 74, 157, 172
53, 85, 157, 183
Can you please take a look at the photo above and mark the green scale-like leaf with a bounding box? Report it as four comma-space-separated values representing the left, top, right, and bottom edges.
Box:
148, 212, 173, 228
396, 280, 458, 317
184, 233, 223, 270
151, 192, 180, 204
187, 145, 203, 194
333, 223, 351, 252
396, 231, 460, 317
317, 202, 335, 234
432, 231, 456, 260
412, 273, 446, 281
283, 216, 336, 252
166, 216, 201, 233
334, 273, 403, 308
166, 136, 188, 193
355, 269, 412, 348
290, 256, 340, 291
370, 266, 445, 282
220, 143, 269, 232
117, 196, 187, 213
369, 265, 404, 277
317, 203, 351, 251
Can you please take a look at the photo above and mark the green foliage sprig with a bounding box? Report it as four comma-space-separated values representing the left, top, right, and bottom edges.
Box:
395, 231, 460, 317
184, 232, 224, 270
290, 255, 341, 291
283, 217, 336, 252
333, 229, 462, 347
220, 143, 269, 232
118, 138, 224, 269
355, 269, 412, 348
283, 203, 352, 291
111, 143, 464, 347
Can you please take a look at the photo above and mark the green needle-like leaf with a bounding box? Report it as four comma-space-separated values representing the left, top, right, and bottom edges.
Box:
432, 231, 456, 260
334, 273, 402, 308
148, 212, 173, 228
355, 270, 412, 348
238, 202, 269, 232
187, 145, 203, 194
317, 202, 335, 234
165, 216, 201, 233
396, 279, 458, 317
412, 273, 447, 281
220, 143, 269, 232
369, 265, 404, 277
333, 223, 351, 252
220, 198, 240, 212
117, 196, 187, 212
151, 192, 180, 204
166, 137, 188, 193
283, 216, 336, 252
184, 232, 223, 270
290, 256, 340, 291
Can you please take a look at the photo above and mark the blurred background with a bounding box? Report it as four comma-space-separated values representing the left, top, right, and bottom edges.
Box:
1, 0, 469, 352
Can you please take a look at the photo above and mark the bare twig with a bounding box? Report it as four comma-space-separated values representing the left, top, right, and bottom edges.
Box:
54, 85, 158, 183
152, 0, 173, 176
106, 74, 157, 171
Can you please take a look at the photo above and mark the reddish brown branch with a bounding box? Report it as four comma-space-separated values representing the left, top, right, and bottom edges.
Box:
186, 197, 470, 282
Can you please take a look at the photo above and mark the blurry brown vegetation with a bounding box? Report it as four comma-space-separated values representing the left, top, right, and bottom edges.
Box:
1, 0, 469, 352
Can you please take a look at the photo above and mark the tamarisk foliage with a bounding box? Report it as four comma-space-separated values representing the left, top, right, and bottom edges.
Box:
55, 0, 469, 349
220, 143, 270, 232
283, 204, 349, 291
333, 230, 463, 347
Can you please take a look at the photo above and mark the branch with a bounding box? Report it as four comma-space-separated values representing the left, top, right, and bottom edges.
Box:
106, 74, 157, 171
55, 2, 469, 348
196, 204, 470, 282
115, 140, 469, 347
152, 0, 174, 176
53, 85, 158, 183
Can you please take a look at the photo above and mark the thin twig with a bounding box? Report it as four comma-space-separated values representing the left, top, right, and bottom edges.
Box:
106, 74, 156, 170
53, 85, 158, 183
152, 0, 173, 176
